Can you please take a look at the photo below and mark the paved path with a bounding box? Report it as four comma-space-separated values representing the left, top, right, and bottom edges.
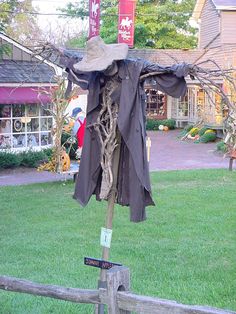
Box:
0, 130, 231, 186
149, 130, 229, 171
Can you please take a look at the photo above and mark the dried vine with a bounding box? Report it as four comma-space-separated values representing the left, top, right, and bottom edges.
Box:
93, 77, 119, 199
38, 76, 77, 172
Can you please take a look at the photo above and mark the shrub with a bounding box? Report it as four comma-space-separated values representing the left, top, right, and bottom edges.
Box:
146, 119, 160, 130
61, 132, 78, 159
20, 150, 49, 168
162, 119, 176, 130
146, 119, 176, 131
178, 125, 191, 138
199, 132, 217, 143
0, 151, 22, 169
0, 150, 51, 169
189, 127, 199, 137
216, 141, 227, 153
184, 124, 194, 132
42, 148, 53, 159
198, 127, 209, 136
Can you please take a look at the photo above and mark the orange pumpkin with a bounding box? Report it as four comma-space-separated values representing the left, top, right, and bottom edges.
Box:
61, 151, 71, 171
163, 126, 169, 131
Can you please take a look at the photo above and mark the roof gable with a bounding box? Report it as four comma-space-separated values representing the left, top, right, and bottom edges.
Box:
212, 0, 236, 9
0, 32, 62, 72
192, 0, 236, 21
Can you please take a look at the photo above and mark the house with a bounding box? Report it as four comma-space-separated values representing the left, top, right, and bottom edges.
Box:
190, 0, 236, 128
140, 0, 236, 128
0, 33, 62, 150
64, 0, 236, 129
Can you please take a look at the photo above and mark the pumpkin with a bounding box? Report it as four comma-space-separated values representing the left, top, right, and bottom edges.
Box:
159, 124, 164, 131
163, 126, 169, 131
61, 151, 71, 171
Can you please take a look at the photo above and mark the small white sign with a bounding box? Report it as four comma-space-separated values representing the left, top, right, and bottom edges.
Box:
100, 227, 113, 248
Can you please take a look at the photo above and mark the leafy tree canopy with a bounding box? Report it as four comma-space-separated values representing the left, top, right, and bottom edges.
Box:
60, 0, 197, 49
0, 0, 42, 46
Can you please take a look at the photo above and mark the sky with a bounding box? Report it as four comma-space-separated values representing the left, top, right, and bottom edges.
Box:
32, 0, 88, 42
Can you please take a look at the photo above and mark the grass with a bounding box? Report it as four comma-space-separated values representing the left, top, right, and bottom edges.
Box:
0, 169, 236, 313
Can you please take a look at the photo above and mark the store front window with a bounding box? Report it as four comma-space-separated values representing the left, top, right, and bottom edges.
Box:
145, 87, 167, 119
0, 103, 53, 150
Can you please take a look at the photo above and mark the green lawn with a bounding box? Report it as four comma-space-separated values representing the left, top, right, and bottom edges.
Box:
0, 169, 236, 313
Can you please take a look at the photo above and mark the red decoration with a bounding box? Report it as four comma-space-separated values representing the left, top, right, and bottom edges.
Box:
118, 0, 137, 47
89, 0, 100, 38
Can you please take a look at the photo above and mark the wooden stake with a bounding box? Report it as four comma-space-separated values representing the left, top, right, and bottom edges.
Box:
146, 137, 151, 162
97, 131, 121, 314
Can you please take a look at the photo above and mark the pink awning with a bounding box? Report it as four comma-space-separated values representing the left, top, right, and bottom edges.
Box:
0, 87, 52, 104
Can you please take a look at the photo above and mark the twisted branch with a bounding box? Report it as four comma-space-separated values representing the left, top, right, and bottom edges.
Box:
93, 77, 119, 199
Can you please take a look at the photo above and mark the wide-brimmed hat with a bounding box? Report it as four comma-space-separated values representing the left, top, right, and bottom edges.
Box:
73, 36, 128, 72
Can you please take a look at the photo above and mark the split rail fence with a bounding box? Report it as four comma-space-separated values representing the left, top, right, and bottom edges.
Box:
0, 266, 235, 314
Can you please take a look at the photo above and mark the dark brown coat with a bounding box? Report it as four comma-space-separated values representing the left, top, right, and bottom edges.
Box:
68, 59, 189, 222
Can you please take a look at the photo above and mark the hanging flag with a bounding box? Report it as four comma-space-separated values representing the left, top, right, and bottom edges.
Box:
118, 0, 136, 47
89, 0, 100, 38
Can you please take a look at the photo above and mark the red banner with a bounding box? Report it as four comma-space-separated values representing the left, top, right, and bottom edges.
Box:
89, 0, 100, 38
118, 0, 136, 47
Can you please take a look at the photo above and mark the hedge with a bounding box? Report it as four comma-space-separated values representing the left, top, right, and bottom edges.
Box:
0, 149, 53, 169
146, 119, 176, 130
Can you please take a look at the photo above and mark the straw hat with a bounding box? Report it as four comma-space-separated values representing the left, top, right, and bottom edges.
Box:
73, 36, 128, 72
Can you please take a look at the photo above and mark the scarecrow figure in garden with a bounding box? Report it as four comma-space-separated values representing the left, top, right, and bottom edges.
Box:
64, 36, 193, 222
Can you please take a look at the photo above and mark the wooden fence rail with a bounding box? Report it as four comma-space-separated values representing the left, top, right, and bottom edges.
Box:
0, 267, 235, 314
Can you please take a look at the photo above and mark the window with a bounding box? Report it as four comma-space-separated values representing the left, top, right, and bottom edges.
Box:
0, 104, 53, 150
145, 88, 167, 119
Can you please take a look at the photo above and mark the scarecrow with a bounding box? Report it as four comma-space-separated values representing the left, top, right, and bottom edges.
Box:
63, 36, 192, 222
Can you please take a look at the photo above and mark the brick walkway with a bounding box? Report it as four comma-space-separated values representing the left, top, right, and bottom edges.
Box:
149, 130, 229, 171
0, 130, 231, 186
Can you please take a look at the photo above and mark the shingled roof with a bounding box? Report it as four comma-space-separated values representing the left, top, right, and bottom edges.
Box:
0, 60, 56, 84
193, 0, 236, 21
62, 47, 204, 67
212, 0, 236, 8
128, 48, 204, 66
194, 44, 236, 69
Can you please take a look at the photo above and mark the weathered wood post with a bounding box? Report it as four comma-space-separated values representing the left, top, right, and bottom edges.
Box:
105, 266, 131, 314
229, 157, 234, 171
97, 131, 122, 314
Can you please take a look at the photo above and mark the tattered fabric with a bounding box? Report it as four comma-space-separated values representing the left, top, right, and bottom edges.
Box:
65, 58, 190, 222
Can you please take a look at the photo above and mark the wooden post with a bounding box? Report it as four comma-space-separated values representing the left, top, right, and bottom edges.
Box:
106, 266, 130, 314
229, 157, 234, 171
97, 131, 122, 314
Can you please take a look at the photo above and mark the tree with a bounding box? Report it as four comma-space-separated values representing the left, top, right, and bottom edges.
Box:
59, 0, 197, 49
0, 0, 20, 31
0, 0, 42, 46
135, 0, 197, 48
0, 0, 20, 58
